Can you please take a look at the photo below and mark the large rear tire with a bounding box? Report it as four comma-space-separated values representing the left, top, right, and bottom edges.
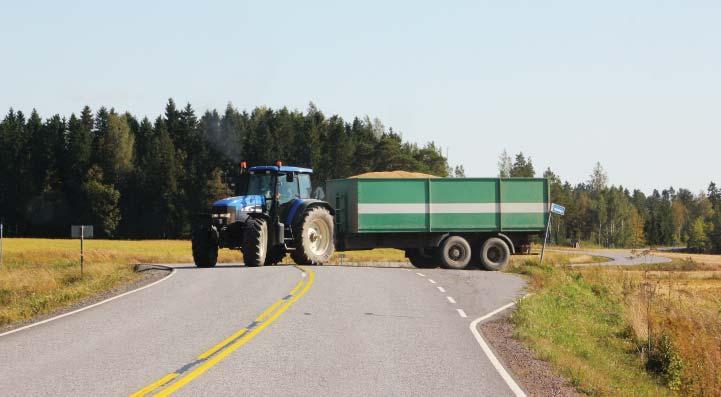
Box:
265, 246, 286, 266
405, 249, 437, 269
243, 217, 268, 267
291, 207, 335, 266
437, 236, 472, 270
479, 237, 510, 271
192, 227, 218, 268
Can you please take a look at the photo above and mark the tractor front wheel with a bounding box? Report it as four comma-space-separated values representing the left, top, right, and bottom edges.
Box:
243, 217, 268, 267
192, 227, 218, 268
291, 207, 335, 266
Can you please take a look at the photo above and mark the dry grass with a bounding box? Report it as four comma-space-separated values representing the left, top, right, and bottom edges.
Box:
654, 251, 721, 268
0, 238, 246, 326
511, 254, 721, 396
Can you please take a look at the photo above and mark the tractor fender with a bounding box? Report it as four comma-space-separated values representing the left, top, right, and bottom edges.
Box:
286, 199, 334, 227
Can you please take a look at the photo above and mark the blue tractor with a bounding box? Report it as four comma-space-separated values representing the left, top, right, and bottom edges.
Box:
192, 162, 335, 267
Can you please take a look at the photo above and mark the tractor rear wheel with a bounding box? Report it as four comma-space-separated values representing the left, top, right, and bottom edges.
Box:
291, 207, 334, 266
243, 217, 268, 267
437, 236, 472, 270
265, 246, 286, 266
192, 228, 218, 268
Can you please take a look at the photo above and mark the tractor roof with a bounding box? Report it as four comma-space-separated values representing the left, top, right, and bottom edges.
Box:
248, 165, 313, 174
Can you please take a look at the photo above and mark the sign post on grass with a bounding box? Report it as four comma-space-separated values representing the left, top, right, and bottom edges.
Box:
71, 225, 93, 276
540, 203, 566, 263
0, 220, 4, 269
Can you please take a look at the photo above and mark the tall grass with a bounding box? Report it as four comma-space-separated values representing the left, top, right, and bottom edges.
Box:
509, 257, 721, 396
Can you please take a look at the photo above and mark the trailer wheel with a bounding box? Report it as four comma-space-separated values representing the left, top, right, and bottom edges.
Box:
243, 217, 268, 267
405, 249, 437, 269
265, 246, 286, 266
479, 237, 510, 271
291, 207, 335, 266
192, 228, 218, 268
437, 236, 471, 270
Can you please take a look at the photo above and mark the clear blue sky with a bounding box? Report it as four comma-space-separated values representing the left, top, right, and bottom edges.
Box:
2, 1, 719, 193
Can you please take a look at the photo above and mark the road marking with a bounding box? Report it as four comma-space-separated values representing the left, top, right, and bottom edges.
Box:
196, 327, 248, 360
446, 296, 456, 304
130, 373, 179, 397
132, 267, 314, 397
416, 272, 425, 277
469, 301, 527, 397
428, 279, 436, 284
0, 265, 177, 338
437, 286, 446, 293
457, 309, 467, 318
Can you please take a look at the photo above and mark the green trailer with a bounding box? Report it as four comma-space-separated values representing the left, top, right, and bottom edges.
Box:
326, 177, 549, 270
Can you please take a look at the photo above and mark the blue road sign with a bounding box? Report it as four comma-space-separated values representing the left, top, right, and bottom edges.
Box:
550, 203, 566, 216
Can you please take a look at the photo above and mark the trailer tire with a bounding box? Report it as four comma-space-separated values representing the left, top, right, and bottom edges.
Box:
192, 228, 218, 268
291, 207, 335, 266
243, 217, 268, 267
437, 236, 472, 270
405, 249, 437, 268
479, 237, 510, 271
265, 246, 286, 266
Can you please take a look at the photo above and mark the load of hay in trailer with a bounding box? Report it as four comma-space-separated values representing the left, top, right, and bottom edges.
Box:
192, 164, 548, 270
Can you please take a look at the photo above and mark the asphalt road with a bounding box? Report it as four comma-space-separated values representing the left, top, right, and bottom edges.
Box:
552, 248, 673, 266
0, 264, 526, 396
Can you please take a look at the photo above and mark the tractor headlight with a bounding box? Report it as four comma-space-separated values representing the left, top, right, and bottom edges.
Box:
240, 205, 262, 213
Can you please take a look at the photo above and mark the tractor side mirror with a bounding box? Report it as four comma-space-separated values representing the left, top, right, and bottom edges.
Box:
286, 173, 294, 183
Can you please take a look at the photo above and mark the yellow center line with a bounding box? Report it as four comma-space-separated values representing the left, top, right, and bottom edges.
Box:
130, 267, 314, 397
130, 373, 178, 397
196, 327, 249, 360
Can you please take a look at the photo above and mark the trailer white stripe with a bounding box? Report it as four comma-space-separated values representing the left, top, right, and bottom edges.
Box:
358, 203, 546, 214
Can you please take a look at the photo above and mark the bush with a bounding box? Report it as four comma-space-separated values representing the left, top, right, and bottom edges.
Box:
646, 333, 684, 391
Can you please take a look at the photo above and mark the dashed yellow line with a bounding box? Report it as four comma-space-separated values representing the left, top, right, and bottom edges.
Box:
130, 267, 314, 397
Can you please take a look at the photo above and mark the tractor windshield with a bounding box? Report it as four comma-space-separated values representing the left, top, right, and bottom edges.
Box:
237, 173, 274, 198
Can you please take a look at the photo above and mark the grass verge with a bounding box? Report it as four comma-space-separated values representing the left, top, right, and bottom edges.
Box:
507, 255, 721, 396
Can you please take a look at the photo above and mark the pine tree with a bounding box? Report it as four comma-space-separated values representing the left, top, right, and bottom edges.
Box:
510, 152, 535, 177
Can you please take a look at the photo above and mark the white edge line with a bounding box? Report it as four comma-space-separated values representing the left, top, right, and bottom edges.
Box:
469, 301, 527, 397
0, 266, 177, 338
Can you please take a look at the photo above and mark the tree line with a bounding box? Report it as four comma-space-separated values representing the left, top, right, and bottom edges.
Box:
0, 100, 450, 238
499, 150, 721, 253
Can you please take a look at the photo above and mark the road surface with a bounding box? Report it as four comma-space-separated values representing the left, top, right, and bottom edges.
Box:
552, 248, 673, 266
0, 264, 526, 396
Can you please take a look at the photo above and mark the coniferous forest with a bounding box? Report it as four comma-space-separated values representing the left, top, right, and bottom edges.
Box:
1, 100, 719, 252
0, 100, 450, 238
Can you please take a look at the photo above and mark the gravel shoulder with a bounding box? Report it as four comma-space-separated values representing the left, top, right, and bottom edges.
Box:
480, 312, 582, 397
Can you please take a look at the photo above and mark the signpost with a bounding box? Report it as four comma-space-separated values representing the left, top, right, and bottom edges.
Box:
540, 203, 565, 263
0, 221, 4, 269
71, 225, 93, 276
